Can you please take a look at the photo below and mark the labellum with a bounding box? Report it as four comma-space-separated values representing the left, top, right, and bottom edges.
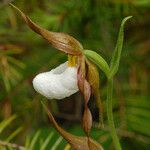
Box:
33, 61, 79, 99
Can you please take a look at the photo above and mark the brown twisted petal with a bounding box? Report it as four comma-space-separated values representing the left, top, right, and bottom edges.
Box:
83, 105, 92, 135
82, 79, 92, 135
77, 56, 86, 93
83, 79, 91, 104
77, 56, 92, 135
9, 4, 83, 55
42, 102, 103, 150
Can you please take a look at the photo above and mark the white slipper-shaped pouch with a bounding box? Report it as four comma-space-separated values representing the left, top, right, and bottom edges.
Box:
33, 61, 79, 99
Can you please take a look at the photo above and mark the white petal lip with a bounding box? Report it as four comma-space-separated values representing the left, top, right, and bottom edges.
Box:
32, 61, 79, 99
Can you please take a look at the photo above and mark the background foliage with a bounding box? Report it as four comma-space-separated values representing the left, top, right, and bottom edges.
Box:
0, 0, 150, 149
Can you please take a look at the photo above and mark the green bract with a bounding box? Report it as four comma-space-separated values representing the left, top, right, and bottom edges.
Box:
84, 50, 110, 78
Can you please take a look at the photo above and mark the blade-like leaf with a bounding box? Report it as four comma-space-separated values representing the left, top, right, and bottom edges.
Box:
0, 44, 23, 55
0, 115, 16, 134
7, 56, 25, 69
9, 3, 83, 55
6, 127, 23, 142
51, 136, 63, 150
25, 136, 30, 149
109, 16, 132, 78
29, 130, 41, 149
41, 132, 54, 150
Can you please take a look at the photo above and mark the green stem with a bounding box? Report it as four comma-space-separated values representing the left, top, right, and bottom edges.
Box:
107, 79, 122, 150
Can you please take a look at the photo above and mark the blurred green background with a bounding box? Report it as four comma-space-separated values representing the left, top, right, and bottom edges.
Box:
0, 0, 150, 149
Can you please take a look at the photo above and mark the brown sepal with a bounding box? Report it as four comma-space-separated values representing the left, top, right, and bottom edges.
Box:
9, 3, 83, 55
42, 102, 103, 150
86, 59, 104, 127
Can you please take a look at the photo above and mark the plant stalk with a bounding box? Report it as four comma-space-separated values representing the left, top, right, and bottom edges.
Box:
107, 79, 122, 150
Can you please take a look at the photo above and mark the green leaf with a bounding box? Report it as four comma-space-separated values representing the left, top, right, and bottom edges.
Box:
51, 136, 63, 150
29, 130, 41, 149
0, 115, 16, 134
0, 69, 11, 92
84, 50, 110, 78
41, 132, 54, 150
25, 136, 30, 149
6, 127, 23, 142
109, 16, 132, 78
0, 147, 7, 150
7, 56, 25, 69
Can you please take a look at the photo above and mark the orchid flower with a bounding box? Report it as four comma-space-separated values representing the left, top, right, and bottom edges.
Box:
10, 2, 103, 132
10, 3, 105, 150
